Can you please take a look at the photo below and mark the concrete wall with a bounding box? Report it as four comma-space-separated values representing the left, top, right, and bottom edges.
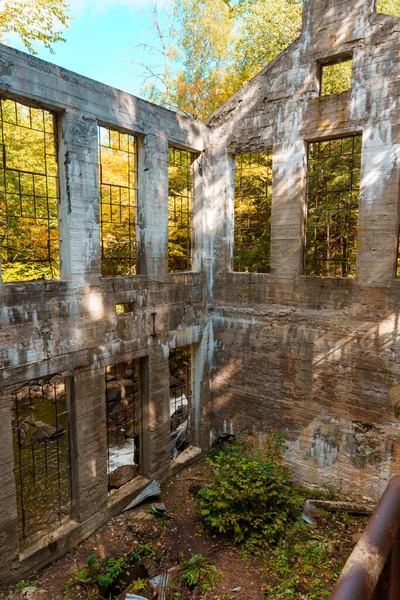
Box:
0, 45, 212, 582
2, 0, 400, 583
207, 0, 400, 501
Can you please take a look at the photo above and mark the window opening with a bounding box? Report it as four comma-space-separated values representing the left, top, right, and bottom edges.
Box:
169, 346, 192, 459
115, 302, 135, 314
305, 135, 362, 277
234, 151, 272, 273
105, 359, 141, 490
376, 0, 400, 16
11, 375, 70, 545
320, 59, 352, 96
168, 147, 195, 272
396, 227, 400, 278
99, 126, 138, 277
0, 98, 60, 283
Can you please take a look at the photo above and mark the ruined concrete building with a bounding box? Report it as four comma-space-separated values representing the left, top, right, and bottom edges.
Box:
1, 0, 400, 583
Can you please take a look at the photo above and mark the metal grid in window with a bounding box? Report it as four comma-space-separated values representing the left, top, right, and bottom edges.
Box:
305, 135, 362, 277
99, 126, 138, 277
168, 147, 195, 273
169, 346, 192, 459
0, 98, 60, 283
11, 375, 70, 545
105, 360, 141, 490
234, 151, 272, 273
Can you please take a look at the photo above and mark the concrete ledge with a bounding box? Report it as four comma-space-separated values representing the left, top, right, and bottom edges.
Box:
169, 446, 203, 477
4, 476, 150, 585
107, 476, 151, 513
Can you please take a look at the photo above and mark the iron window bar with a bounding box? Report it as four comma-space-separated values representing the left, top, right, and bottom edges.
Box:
168, 147, 196, 273
99, 126, 138, 277
0, 98, 60, 283
305, 135, 362, 277
169, 346, 193, 459
12, 375, 70, 545
105, 359, 141, 490
233, 150, 272, 274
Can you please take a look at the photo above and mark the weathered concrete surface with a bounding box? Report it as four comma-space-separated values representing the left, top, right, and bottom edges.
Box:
207, 0, 400, 501
1, 0, 400, 584
0, 43, 212, 582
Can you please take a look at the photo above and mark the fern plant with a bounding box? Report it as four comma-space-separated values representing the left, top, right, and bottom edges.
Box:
182, 554, 219, 591
197, 436, 303, 546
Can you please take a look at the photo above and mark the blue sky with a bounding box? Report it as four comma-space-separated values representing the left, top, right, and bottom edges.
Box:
10, 0, 164, 97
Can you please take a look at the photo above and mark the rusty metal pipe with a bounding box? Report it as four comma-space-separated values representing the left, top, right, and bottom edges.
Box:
330, 476, 400, 600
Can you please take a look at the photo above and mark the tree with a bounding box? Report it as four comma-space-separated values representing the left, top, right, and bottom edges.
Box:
135, 0, 400, 121
0, 0, 71, 54
377, 0, 400, 15
134, 0, 303, 120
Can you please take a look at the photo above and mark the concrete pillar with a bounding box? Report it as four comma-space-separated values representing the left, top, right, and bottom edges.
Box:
271, 140, 307, 280
0, 392, 19, 579
141, 346, 170, 480
58, 110, 100, 285
356, 131, 400, 286
68, 370, 108, 523
138, 130, 169, 278
302, 0, 374, 49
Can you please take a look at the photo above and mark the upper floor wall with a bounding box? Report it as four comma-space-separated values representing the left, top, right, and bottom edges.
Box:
207, 0, 400, 291
0, 44, 212, 379
0, 43, 211, 285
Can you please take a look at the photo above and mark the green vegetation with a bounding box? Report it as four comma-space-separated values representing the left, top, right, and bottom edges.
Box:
127, 542, 156, 563
305, 136, 362, 277
377, 0, 400, 15
127, 576, 148, 593
168, 147, 194, 272
321, 60, 352, 96
15, 579, 38, 591
137, 0, 303, 120
197, 436, 303, 546
262, 512, 365, 599
65, 544, 154, 598
234, 151, 272, 273
98, 126, 138, 277
182, 553, 220, 591
0, 0, 71, 54
195, 437, 368, 598
137, 0, 400, 121
0, 98, 60, 284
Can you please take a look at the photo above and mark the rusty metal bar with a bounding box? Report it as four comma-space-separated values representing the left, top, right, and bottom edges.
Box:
330, 476, 400, 600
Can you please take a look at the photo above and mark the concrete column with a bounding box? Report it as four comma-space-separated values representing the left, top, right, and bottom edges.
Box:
138, 130, 169, 278
141, 346, 170, 480
0, 392, 19, 579
272, 140, 307, 280
356, 133, 400, 286
302, 0, 374, 49
204, 140, 234, 281
68, 370, 108, 523
58, 110, 100, 285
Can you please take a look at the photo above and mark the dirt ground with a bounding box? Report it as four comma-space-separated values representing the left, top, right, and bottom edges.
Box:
0, 457, 368, 600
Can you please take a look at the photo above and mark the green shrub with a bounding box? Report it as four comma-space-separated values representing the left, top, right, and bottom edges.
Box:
197, 436, 303, 546
182, 554, 219, 591
128, 542, 156, 563
15, 580, 38, 591
66, 547, 153, 597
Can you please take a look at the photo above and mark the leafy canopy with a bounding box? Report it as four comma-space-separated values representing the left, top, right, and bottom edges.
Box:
197, 437, 303, 546
136, 0, 303, 120
377, 0, 400, 15
136, 0, 400, 121
0, 0, 71, 54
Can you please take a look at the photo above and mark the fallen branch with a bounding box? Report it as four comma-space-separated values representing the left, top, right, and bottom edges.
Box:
307, 499, 375, 515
